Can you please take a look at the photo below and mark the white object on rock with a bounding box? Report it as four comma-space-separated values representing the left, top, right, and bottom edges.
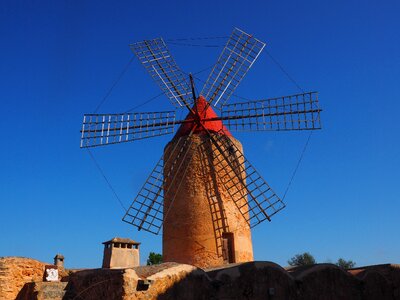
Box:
45, 268, 59, 282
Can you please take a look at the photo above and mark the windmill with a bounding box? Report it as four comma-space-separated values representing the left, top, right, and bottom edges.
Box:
80, 28, 321, 268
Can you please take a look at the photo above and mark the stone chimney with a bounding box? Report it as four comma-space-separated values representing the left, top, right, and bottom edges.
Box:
53, 254, 64, 269
102, 237, 140, 269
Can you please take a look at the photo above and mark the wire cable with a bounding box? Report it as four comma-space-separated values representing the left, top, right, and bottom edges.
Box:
282, 131, 313, 201
86, 148, 127, 212
265, 49, 305, 93
93, 55, 135, 113
165, 36, 229, 41
124, 91, 166, 113
193, 63, 215, 76
261, 50, 315, 201
167, 41, 224, 48
165, 35, 228, 48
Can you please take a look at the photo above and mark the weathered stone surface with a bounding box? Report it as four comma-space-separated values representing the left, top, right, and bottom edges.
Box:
350, 264, 400, 299
4, 260, 400, 299
0, 257, 46, 300
136, 263, 211, 300
206, 261, 297, 299
65, 262, 207, 300
0, 257, 71, 300
17, 282, 67, 300
163, 134, 253, 269
291, 264, 362, 300
360, 271, 392, 300
65, 268, 125, 299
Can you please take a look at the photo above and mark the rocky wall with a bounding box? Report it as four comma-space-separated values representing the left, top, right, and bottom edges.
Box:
4, 260, 400, 299
0, 257, 46, 300
68, 262, 400, 300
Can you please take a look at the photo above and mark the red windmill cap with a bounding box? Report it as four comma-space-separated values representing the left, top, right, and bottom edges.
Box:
174, 96, 232, 138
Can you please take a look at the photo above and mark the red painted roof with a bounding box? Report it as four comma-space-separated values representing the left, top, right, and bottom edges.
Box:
174, 96, 231, 138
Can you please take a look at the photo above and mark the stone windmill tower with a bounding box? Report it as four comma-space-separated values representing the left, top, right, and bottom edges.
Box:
80, 28, 322, 269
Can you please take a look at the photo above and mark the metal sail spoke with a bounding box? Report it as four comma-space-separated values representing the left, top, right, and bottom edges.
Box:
122, 155, 165, 234
221, 92, 322, 132
200, 28, 265, 108
130, 38, 193, 108
122, 134, 198, 234
80, 111, 176, 148
205, 132, 285, 228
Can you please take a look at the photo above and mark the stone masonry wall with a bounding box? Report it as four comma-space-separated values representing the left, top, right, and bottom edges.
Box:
163, 134, 253, 269
4, 261, 400, 299
0, 257, 46, 299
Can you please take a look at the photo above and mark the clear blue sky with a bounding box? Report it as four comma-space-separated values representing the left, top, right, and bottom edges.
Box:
1, 0, 399, 269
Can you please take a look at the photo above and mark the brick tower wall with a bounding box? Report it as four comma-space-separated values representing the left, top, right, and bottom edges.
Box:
163, 133, 253, 269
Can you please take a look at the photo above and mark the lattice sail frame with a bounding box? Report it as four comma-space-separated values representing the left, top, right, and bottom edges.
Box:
122, 134, 198, 234
201, 28, 266, 108
80, 28, 322, 235
123, 129, 286, 235
221, 92, 321, 132
130, 38, 193, 108
80, 111, 176, 148
206, 132, 286, 227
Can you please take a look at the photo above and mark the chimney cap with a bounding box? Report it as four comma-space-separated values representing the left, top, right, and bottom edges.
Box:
102, 237, 140, 246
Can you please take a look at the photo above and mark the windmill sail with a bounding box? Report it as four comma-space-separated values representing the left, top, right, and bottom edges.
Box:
130, 38, 193, 108
122, 134, 198, 234
122, 154, 164, 234
80, 111, 176, 148
81, 28, 322, 249
200, 28, 265, 108
220, 92, 321, 131
206, 131, 285, 227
